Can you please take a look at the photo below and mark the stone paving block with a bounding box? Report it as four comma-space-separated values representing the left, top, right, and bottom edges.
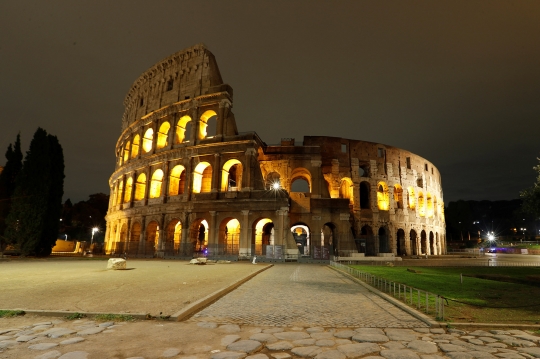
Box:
162, 348, 182, 357
28, 343, 59, 350
222, 335, 241, 346
518, 347, 540, 357
0, 335, 13, 341
49, 329, 77, 338
266, 340, 294, 350
311, 332, 335, 340
515, 335, 540, 343
294, 338, 317, 346
352, 333, 389, 343
227, 340, 262, 354
34, 350, 62, 359
469, 339, 486, 345
60, 337, 86, 345
479, 337, 499, 343
291, 345, 322, 358
467, 351, 497, 358
246, 354, 269, 359
430, 329, 446, 334
491, 331, 511, 335
335, 339, 352, 345
211, 352, 247, 359
270, 354, 291, 359
33, 325, 54, 331
263, 328, 284, 334
275, 332, 310, 341
337, 342, 380, 358
509, 331, 529, 336
385, 329, 418, 341
495, 353, 528, 358
439, 344, 469, 352
314, 349, 346, 359
355, 328, 386, 335
382, 341, 405, 350
415, 328, 431, 334
76, 327, 105, 335
58, 352, 90, 359
307, 327, 325, 333
98, 322, 115, 328
420, 355, 446, 359
380, 349, 421, 359
16, 334, 37, 342
0, 340, 18, 349
446, 353, 474, 359
487, 343, 508, 349
250, 333, 277, 343
334, 330, 356, 339
502, 339, 536, 348
407, 340, 438, 353
316, 339, 335, 347
470, 331, 495, 337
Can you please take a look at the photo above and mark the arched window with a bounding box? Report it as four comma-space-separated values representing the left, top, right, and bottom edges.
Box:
377, 182, 389, 210
134, 173, 146, 201
115, 180, 123, 205
266, 171, 281, 190
124, 177, 133, 203
407, 187, 416, 210
149, 169, 164, 198
221, 159, 243, 191
290, 168, 312, 193
199, 110, 217, 139
339, 178, 353, 204
360, 181, 370, 209
175, 115, 192, 143
131, 135, 140, 159
142, 128, 153, 153
393, 184, 403, 209
156, 122, 170, 150
123, 141, 131, 164
169, 165, 186, 196
426, 193, 434, 217
131, 222, 141, 242
418, 191, 425, 217
193, 162, 212, 193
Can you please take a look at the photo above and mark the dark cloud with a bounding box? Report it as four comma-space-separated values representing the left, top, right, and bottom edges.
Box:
1, 0, 539, 203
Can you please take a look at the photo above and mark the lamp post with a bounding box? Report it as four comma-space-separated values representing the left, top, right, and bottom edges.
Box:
91, 227, 99, 245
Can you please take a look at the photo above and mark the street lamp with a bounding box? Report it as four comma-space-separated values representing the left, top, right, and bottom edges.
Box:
520, 227, 527, 243
91, 227, 99, 245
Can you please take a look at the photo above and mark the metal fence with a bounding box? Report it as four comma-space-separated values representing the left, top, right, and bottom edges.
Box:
330, 261, 446, 320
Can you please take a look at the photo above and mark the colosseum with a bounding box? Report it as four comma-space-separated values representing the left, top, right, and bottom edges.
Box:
104, 44, 446, 262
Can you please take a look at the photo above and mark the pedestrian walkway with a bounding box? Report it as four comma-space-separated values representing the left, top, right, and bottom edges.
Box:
190, 264, 427, 328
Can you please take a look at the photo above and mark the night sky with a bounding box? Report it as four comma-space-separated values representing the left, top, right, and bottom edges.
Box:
1, 1, 539, 204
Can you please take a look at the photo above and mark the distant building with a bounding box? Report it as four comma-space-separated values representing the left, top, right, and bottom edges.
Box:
105, 44, 446, 261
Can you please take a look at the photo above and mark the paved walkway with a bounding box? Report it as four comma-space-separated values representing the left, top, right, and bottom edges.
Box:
190, 264, 427, 328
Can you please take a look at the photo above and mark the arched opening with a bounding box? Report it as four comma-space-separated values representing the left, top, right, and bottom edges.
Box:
124, 177, 133, 203
421, 230, 427, 254
377, 182, 389, 210
219, 218, 240, 255
265, 171, 281, 190
393, 184, 403, 209
361, 225, 375, 256
134, 173, 146, 201
168, 165, 186, 196
410, 229, 418, 255
175, 115, 192, 143
131, 135, 140, 159
189, 219, 209, 254
130, 222, 141, 242
119, 223, 127, 242
429, 231, 435, 255
199, 110, 218, 139
193, 162, 212, 193
290, 168, 311, 193
123, 141, 131, 164
378, 227, 389, 253
426, 193, 433, 217
165, 219, 182, 255
149, 169, 164, 198
322, 223, 337, 257
397, 229, 406, 256
156, 121, 170, 150
253, 218, 274, 256
433, 196, 438, 217
142, 128, 153, 153
115, 180, 124, 205
407, 187, 416, 210
221, 159, 243, 192
291, 224, 310, 256
339, 178, 353, 204
360, 182, 370, 209
146, 221, 159, 254
418, 192, 425, 217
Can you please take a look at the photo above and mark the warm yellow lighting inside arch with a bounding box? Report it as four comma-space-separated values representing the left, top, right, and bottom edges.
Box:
149, 169, 164, 198
156, 122, 170, 150
193, 162, 212, 193
339, 177, 354, 203
408, 187, 416, 210
175, 115, 192, 143
418, 191, 425, 217
123, 141, 131, 163
169, 165, 186, 196
142, 128, 154, 153
393, 184, 403, 209
131, 135, 140, 158
199, 110, 217, 139
124, 177, 133, 203
377, 182, 389, 211
426, 193, 434, 218
221, 159, 242, 191
134, 173, 146, 201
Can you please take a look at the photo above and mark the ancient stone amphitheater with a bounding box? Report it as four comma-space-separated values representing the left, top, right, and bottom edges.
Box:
105, 44, 446, 261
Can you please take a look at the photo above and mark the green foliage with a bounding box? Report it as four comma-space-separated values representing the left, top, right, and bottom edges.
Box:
520, 159, 540, 220
60, 193, 109, 242
65, 312, 87, 320
93, 313, 135, 321
0, 133, 23, 250
0, 310, 25, 317
4, 128, 65, 256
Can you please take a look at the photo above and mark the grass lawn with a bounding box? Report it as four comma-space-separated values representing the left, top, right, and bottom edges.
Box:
350, 265, 540, 324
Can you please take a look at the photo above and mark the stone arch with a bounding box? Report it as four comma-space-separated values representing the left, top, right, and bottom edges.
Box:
219, 218, 240, 254
407, 187, 416, 210
396, 228, 406, 256
252, 218, 274, 256
418, 192, 425, 217
339, 178, 354, 204
134, 173, 146, 201
165, 219, 182, 253
130, 222, 141, 242
427, 193, 434, 218
175, 115, 192, 143
410, 229, 418, 255
379, 227, 390, 253
221, 159, 243, 192
429, 231, 435, 255
119, 223, 128, 242
169, 165, 186, 196
123, 141, 131, 163
393, 184, 404, 209
146, 221, 159, 253
265, 171, 281, 190
199, 110, 218, 139
131, 135, 140, 158
156, 121, 170, 150
124, 177, 133, 203
361, 225, 375, 256
142, 128, 154, 153
190, 219, 209, 253
193, 162, 212, 193
377, 182, 389, 210
290, 167, 312, 193
322, 222, 338, 257
291, 223, 310, 256
360, 181, 370, 209
420, 230, 427, 254
149, 169, 164, 198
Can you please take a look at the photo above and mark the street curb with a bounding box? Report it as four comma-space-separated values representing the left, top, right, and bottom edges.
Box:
445, 322, 540, 330
0, 309, 148, 320
171, 263, 273, 321
328, 265, 441, 328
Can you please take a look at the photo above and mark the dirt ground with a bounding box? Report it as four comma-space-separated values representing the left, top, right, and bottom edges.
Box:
0, 258, 265, 317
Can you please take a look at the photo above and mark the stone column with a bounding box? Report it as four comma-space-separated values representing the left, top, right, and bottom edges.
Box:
311, 160, 322, 198
162, 161, 170, 202
189, 106, 199, 144
181, 212, 190, 254
167, 114, 176, 149
217, 99, 231, 138
208, 211, 218, 255
157, 214, 165, 257
185, 158, 193, 200
212, 153, 220, 193
104, 221, 111, 254
137, 128, 144, 160
138, 217, 146, 253
240, 210, 250, 258
242, 148, 256, 192
143, 169, 151, 206
150, 121, 158, 155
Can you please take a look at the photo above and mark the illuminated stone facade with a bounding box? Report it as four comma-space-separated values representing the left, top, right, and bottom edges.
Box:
105, 44, 446, 261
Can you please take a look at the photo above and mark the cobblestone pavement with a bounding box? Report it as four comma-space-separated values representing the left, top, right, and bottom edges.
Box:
190, 264, 427, 328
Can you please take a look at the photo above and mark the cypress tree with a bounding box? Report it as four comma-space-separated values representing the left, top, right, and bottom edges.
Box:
5, 128, 65, 256
0, 133, 23, 251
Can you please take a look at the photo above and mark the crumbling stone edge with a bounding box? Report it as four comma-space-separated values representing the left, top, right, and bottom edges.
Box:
0, 309, 148, 320
171, 263, 274, 321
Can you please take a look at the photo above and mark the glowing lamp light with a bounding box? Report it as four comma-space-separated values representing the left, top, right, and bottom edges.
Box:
272, 182, 280, 190
488, 234, 494, 241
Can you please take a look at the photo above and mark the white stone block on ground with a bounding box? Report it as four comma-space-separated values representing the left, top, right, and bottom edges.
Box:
107, 258, 126, 270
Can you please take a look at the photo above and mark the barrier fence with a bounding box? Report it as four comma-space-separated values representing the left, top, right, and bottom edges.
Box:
330, 261, 446, 321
